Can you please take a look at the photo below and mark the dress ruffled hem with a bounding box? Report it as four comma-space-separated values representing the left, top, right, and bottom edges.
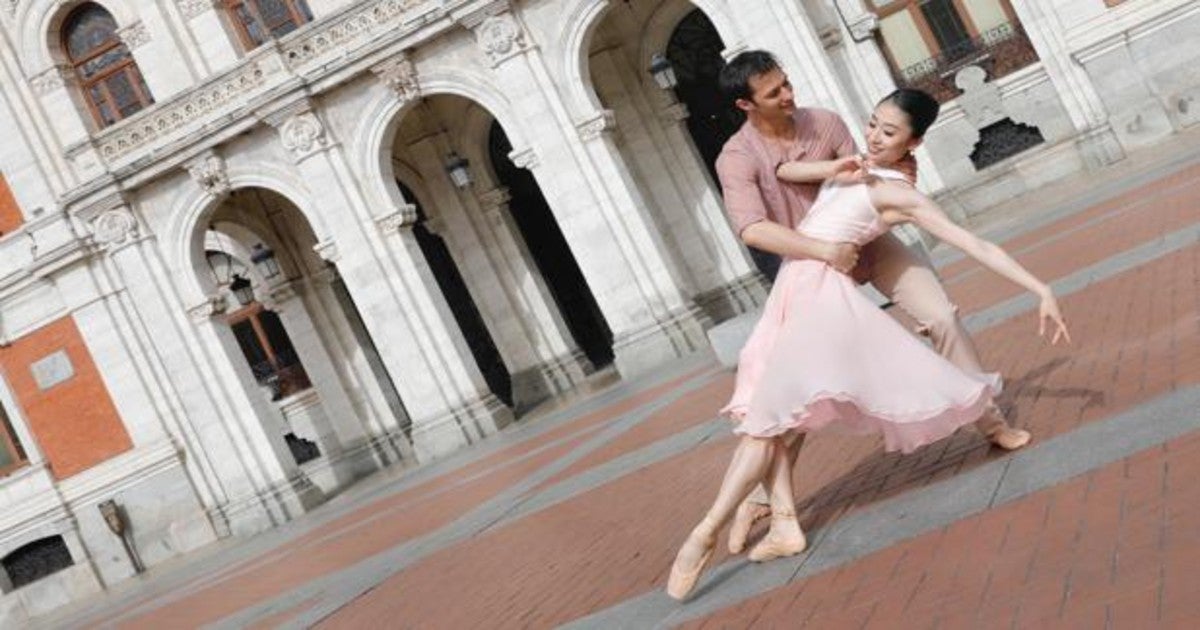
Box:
723, 378, 1000, 455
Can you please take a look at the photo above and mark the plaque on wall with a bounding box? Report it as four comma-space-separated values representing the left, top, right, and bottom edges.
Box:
31, 350, 74, 391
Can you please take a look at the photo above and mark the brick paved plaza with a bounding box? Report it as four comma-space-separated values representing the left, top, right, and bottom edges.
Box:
35, 142, 1200, 629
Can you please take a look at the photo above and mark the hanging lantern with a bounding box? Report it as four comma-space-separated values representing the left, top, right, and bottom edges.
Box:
229, 274, 255, 306
649, 53, 678, 90
250, 243, 281, 279
444, 152, 472, 190
206, 250, 234, 285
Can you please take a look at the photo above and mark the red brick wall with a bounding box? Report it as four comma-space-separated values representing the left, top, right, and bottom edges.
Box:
0, 316, 132, 479
0, 173, 24, 236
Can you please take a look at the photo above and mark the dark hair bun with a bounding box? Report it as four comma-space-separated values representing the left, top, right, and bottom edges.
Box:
879, 89, 940, 137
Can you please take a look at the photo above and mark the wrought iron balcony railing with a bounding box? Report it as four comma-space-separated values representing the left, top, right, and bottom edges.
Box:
895, 21, 1040, 103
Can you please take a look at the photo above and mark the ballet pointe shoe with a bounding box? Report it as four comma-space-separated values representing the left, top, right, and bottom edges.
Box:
747, 512, 806, 563
667, 528, 717, 601
728, 500, 771, 554
986, 425, 1032, 451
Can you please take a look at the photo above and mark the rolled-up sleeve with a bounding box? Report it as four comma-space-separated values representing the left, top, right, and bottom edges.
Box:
716, 147, 768, 237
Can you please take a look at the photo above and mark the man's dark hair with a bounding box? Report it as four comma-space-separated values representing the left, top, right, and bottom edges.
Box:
718, 50, 781, 106
878, 89, 940, 137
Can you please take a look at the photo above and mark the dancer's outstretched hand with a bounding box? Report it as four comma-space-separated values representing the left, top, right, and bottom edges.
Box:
1038, 293, 1071, 345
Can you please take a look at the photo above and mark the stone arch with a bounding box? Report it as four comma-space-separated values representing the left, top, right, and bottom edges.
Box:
388, 157, 435, 209
557, 0, 744, 121
353, 67, 531, 224
459, 104, 503, 190
23, 0, 139, 70
170, 165, 320, 311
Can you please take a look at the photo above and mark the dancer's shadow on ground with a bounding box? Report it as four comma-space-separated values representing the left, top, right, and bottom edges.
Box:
739, 357, 1105, 554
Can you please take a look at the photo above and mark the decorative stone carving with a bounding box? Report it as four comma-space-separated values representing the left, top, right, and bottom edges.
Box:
848, 12, 879, 41
118, 22, 151, 50
376, 204, 418, 233
313, 239, 340, 263
185, 153, 230, 197
30, 66, 68, 95
476, 187, 511, 211
278, 111, 328, 161
94, 60, 273, 162
577, 110, 616, 141
187, 295, 228, 322
177, 0, 216, 19
372, 55, 420, 103
507, 147, 539, 170
955, 66, 1006, 128
91, 207, 139, 249
473, 13, 527, 66
282, 0, 429, 68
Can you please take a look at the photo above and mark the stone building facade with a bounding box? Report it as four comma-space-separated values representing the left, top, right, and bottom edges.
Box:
0, 0, 1194, 621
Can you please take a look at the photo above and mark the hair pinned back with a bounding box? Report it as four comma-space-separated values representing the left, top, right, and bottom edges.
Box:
878, 89, 940, 138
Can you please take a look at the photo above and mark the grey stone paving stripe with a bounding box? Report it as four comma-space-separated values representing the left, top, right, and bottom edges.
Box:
55, 213, 1190, 628
963, 222, 1200, 334
203, 221, 1192, 627
38, 358, 716, 630
940, 175, 1200, 286
204, 369, 728, 630
931, 147, 1200, 268
564, 385, 1200, 629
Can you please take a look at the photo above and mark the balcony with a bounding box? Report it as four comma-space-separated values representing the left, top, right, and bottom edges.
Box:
895, 21, 1040, 103
66, 0, 444, 176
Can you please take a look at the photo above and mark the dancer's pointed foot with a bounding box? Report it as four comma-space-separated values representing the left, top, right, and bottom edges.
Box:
667, 526, 717, 601
728, 500, 771, 554
986, 426, 1032, 451
747, 512, 806, 563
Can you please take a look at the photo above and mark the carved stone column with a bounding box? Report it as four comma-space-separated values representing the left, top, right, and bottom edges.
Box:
588, 46, 767, 322
474, 186, 590, 399
261, 279, 374, 491
460, 3, 712, 377
84, 200, 321, 537
371, 203, 513, 458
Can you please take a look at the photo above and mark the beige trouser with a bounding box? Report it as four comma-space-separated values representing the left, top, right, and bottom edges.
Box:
746, 232, 1008, 505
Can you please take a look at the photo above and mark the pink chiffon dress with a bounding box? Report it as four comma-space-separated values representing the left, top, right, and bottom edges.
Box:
723, 167, 1000, 454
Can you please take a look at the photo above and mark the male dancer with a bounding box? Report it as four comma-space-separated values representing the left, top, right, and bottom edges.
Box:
715, 51, 1031, 555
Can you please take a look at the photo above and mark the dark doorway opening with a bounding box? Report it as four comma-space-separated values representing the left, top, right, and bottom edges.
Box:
666, 9, 742, 186
665, 10, 778, 280
487, 122, 614, 368
399, 182, 513, 407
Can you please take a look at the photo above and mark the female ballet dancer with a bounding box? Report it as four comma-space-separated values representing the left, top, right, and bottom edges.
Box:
666, 88, 1070, 600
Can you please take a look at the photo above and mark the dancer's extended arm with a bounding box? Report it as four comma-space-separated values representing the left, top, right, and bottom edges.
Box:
775, 155, 863, 183
871, 182, 1071, 344
718, 149, 858, 272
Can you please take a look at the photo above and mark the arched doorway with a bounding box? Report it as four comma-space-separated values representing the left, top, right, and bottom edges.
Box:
581, 0, 766, 320
487, 122, 614, 369
399, 181, 513, 406
196, 187, 407, 493
666, 9, 743, 186
384, 94, 606, 412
